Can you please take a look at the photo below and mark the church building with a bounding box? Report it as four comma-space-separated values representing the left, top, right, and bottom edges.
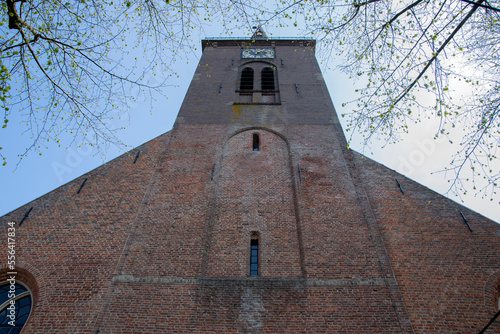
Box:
1, 28, 500, 333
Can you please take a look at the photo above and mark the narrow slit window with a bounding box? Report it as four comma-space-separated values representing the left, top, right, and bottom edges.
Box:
253, 133, 260, 151
250, 239, 259, 276
261, 67, 275, 91
240, 67, 254, 90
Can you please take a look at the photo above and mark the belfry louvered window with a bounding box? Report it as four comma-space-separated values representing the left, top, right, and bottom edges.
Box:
261, 67, 275, 90
240, 67, 254, 90
236, 64, 280, 104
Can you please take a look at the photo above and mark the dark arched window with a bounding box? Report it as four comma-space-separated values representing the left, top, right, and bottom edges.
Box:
250, 235, 259, 276
253, 133, 260, 151
240, 67, 254, 90
261, 67, 275, 90
0, 281, 32, 332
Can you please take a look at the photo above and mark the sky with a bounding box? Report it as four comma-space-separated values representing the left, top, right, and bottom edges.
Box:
0, 23, 499, 223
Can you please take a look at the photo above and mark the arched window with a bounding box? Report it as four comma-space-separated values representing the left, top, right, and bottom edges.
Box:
253, 133, 260, 151
250, 235, 259, 276
261, 67, 275, 90
236, 65, 280, 104
0, 281, 32, 332
240, 67, 254, 90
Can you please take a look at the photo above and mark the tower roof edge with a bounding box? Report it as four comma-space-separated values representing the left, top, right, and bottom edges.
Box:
201, 38, 315, 51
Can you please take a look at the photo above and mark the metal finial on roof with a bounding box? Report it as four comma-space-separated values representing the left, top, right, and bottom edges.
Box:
251, 24, 268, 39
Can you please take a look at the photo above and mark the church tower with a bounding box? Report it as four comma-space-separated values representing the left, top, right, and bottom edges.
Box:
1, 31, 500, 333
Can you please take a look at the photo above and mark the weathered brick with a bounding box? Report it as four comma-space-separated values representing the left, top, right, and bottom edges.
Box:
0, 36, 499, 333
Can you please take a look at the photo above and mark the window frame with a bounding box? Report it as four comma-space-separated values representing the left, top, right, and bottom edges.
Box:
239, 67, 254, 91
249, 233, 260, 276
0, 280, 33, 331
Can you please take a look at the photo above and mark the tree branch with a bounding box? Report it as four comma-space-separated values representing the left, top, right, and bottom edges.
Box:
391, 0, 485, 108
354, 0, 382, 8
459, 0, 500, 12
356, 0, 425, 60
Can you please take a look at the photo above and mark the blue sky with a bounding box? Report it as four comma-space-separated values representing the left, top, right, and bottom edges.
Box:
1, 24, 498, 223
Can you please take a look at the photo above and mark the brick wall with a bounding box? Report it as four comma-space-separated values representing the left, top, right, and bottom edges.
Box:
0, 38, 499, 333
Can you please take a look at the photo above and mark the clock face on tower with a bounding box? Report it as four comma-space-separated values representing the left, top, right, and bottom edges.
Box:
241, 47, 275, 59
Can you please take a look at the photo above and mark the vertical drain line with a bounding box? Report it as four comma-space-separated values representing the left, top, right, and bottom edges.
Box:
200, 149, 226, 277
297, 164, 302, 182
460, 211, 473, 232
396, 178, 404, 194
92, 132, 175, 334
77, 178, 88, 194
18, 207, 33, 227
288, 150, 307, 278
133, 150, 141, 164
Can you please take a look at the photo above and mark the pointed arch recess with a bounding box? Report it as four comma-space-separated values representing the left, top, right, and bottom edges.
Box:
484, 268, 500, 310
207, 128, 303, 277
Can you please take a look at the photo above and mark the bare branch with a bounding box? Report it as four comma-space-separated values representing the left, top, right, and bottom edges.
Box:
392, 0, 485, 108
